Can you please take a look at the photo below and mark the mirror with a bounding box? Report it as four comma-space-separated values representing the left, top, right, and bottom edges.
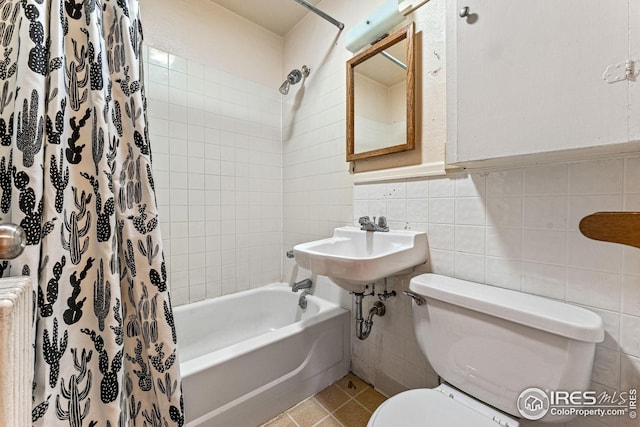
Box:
347, 23, 415, 162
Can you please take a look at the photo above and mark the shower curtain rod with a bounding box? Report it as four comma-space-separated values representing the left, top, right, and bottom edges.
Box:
293, 0, 344, 30
380, 50, 407, 70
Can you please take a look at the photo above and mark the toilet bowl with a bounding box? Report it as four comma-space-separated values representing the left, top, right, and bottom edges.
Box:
368, 384, 519, 427
367, 274, 604, 425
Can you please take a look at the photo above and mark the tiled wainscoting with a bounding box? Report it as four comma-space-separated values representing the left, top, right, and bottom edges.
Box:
352, 156, 640, 427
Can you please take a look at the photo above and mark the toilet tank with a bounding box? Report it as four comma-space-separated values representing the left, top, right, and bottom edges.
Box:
409, 274, 604, 423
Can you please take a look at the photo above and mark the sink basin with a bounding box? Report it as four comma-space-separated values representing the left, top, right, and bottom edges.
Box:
293, 226, 428, 293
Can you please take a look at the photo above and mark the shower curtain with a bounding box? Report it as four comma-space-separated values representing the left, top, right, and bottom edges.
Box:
0, 0, 183, 425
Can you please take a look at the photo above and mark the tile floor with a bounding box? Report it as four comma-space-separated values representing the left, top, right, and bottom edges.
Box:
261, 373, 387, 427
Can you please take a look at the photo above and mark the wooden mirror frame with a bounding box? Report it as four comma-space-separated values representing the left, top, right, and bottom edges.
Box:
346, 22, 415, 162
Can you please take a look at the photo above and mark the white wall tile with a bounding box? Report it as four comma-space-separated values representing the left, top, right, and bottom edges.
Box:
567, 232, 622, 273
625, 193, 640, 210
429, 198, 454, 224
169, 87, 188, 107
171, 238, 189, 256
486, 196, 522, 228
523, 195, 567, 230
622, 247, 640, 276
170, 287, 189, 306
406, 198, 429, 223
169, 70, 188, 91
522, 262, 566, 300
386, 199, 406, 222
169, 122, 189, 139
486, 169, 523, 196
566, 268, 621, 311
523, 229, 566, 265
148, 64, 169, 85
624, 156, 640, 193
486, 257, 522, 291
429, 177, 455, 197
353, 184, 369, 200
349, 152, 638, 394
585, 307, 620, 352
170, 155, 188, 173
386, 182, 406, 199
146, 47, 281, 306
406, 179, 429, 198
148, 117, 169, 137
429, 249, 455, 276
455, 197, 486, 226
149, 83, 169, 105
524, 163, 568, 195
591, 346, 620, 389
622, 275, 640, 316
427, 224, 454, 251
454, 252, 485, 283
620, 315, 640, 357
454, 225, 485, 255
171, 255, 189, 273
148, 47, 169, 67
568, 159, 624, 195
620, 355, 640, 390
486, 227, 522, 259
151, 135, 169, 154
455, 174, 485, 198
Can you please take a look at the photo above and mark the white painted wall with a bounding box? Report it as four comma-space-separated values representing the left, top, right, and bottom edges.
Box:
140, 0, 282, 88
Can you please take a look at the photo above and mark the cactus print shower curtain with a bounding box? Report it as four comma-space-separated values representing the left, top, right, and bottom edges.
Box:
0, 0, 184, 425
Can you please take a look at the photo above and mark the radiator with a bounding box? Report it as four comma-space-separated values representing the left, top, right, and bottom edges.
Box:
0, 277, 32, 427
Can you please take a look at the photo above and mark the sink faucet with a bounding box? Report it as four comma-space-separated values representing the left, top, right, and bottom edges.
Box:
292, 278, 312, 292
358, 216, 389, 232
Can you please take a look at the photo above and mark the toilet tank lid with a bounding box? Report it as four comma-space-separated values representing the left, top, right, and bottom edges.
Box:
410, 274, 604, 343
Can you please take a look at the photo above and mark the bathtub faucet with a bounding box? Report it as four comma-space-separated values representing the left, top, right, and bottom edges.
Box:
298, 291, 310, 309
292, 278, 312, 292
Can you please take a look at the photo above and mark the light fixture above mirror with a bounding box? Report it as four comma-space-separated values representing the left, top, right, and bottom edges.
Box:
346, 23, 415, 162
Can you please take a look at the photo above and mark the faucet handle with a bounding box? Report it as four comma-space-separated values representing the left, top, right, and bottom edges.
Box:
377, 216, 387, 228
358, 216, 370, 225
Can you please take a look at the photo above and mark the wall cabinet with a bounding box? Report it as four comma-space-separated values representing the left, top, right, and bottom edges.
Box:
446, 0, 640, 167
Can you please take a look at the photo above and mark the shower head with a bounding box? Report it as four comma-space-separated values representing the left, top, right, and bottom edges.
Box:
279, 65, 310, 95
279, 80, 290, 95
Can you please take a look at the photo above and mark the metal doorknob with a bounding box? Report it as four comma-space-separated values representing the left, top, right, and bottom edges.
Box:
459, 6, 470, 17
0, 224, 26, 259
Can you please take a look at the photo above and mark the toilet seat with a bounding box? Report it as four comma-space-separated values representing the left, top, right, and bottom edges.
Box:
367, 386, 518, 427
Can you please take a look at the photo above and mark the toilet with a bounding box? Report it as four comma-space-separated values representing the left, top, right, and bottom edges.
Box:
368, 273, 604, 426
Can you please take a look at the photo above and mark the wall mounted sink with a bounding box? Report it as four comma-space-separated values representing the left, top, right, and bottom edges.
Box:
293, 226, 428, 293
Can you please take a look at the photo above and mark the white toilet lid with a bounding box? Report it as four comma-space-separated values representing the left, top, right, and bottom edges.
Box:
367, 389, 502, 427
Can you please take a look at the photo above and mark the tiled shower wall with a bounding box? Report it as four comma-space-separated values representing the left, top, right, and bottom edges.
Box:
352, 157, 640, 427
143, 46, 282, 306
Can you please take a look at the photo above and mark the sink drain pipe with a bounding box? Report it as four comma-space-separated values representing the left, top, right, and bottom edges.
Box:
354, 293, 386, 340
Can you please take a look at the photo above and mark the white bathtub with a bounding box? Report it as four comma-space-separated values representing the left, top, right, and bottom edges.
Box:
174, 283, 351, 427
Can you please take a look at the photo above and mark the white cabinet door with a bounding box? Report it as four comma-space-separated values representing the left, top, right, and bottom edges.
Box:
447, 0, 630, 166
